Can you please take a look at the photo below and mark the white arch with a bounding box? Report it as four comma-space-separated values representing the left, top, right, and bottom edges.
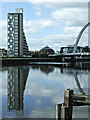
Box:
73, 22, 90, 52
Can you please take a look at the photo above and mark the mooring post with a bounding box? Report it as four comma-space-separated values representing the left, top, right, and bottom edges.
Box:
56, 104, 62, 120
56, 89, 90, 119
56, 89, 74, 120
56, 103, 68, 120
64, 89, 74, 120
61, 103, 68, 120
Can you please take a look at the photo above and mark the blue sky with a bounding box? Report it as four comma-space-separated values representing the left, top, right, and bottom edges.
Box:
1, 1, 88, 51
2, 2, 54, 20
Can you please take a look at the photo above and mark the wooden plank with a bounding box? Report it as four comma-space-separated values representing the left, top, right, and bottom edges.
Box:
72, 94, 90, 106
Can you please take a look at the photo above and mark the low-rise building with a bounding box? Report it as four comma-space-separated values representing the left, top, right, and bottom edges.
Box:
40, 45, 55, 55
0, 48, 7, 57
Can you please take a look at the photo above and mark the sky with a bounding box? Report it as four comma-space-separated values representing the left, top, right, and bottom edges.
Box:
0, 1, 89, 51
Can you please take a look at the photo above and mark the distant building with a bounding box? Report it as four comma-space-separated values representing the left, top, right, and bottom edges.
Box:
0, 48, 7, 57
40, 45, 55, 55
60, 46, 90, 53
8, 8, 29, 57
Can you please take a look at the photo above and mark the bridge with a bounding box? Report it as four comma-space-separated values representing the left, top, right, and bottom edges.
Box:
48, 52, 90, 62
49, 22, 90, 60
49, 52, 90, 57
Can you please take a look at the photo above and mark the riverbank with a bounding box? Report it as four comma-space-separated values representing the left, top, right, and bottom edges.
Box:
1, 57, 90, 66
1, 57, 61, 66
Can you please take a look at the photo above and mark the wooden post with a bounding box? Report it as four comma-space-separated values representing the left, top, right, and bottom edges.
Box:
64, 89, 74, 107
64, 89, 74, 120
56, 104, 62, 120
61, 103, 68, 120
56, 89, 90, 120
56, 103, 68, 120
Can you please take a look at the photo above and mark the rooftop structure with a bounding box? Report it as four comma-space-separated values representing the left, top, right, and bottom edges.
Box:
40, 45, 55, 55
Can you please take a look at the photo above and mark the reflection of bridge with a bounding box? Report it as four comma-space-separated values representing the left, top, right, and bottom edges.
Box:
8, 66, 29, 115
59, 67, 87, 95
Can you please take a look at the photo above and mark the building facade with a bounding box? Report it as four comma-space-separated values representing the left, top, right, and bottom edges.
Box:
8, 8, 29, 57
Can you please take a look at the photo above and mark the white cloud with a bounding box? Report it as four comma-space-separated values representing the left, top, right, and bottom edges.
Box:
28, 1, 88, 9
27, 26, 88, 51
51, 8, 88, 27
23, 5, 88, 50
23, 18, 61, 35
35, 12, 42, 17
0, 20, 7, 49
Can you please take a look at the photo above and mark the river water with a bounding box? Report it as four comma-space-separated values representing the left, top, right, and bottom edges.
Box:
1, 62, 90, 119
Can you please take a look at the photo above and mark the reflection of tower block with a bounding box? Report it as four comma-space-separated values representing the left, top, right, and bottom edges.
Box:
7, 66, 29, 115
8, 67, 23, 113
8, 68, 15, 110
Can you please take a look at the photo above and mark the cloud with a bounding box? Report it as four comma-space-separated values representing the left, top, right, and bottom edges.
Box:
35, 12, 42, 17
27, 26, 88, 51
23, 4, 88, 50
51, 8, 88, 27
28, 1, 88, 9
23, 18, 61, 35
0, 20, 7, 49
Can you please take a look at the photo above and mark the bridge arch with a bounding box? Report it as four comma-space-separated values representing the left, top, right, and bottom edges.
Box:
73, 22, 90, 52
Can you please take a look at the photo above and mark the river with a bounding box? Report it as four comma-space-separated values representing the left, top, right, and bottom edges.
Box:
1, 62, 89, 119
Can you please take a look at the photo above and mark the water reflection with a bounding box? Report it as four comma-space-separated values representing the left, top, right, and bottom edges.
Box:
7, 66, 29, 115
30, 64, 87, 95
31, 65, 54, 75
74, 72, 86, 95
1, 62, 89, 118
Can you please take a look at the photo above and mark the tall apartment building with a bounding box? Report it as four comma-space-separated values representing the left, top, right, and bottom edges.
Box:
8, 8, 29, 57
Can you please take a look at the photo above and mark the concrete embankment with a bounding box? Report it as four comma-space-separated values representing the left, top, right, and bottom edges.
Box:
1, 57, 62, 66
1, 57, 90, 66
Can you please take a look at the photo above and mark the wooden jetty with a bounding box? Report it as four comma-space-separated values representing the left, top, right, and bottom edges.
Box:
56, 89, 90, 120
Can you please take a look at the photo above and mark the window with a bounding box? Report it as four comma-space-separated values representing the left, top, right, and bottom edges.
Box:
10, 39, 12, 42
14, 26, 18, 29
14, 14, 18, 17
14, 49, 18, 52
10, 16, 12, 19
14, 28, 18, 32
14, 41, 18, 44
10, 45, 13, 48
9, 34, 13, 37
14, 53, 18, 55
14, 46, 18, 49
14, 32, 18, 35
14, 22, 18, 25
14, 34, 18, 37
14, 19, 18, 22
10, 28, 12, 31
